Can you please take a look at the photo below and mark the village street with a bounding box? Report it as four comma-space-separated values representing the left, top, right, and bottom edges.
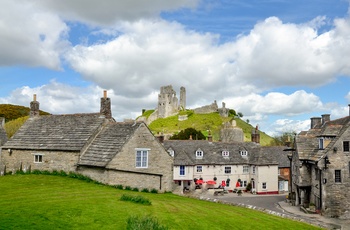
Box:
198, 191, 349, 229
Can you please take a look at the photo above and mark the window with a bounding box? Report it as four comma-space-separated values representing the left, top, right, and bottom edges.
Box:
180, 165, 185, 176
196, 149, 203, 158
34, 154, 43, 163
167, 148, 174, 157
252, 166, 256, 174
243, 165, 249, 173
240, 150, 248, 156
315, 168, 320, 180
240, 180, 247, 188
262, 182, 267, 189
222, 150, 229, 157
225, 166, 231, 174
318, 138, 324, 149
196, 166, 203, 173
335, 170, 341, 183
343, 141, 350, 152
136, 150, 148, 168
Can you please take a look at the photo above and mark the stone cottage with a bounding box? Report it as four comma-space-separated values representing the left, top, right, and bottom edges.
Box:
0, 92, 174, 192
290, 111, 350, 219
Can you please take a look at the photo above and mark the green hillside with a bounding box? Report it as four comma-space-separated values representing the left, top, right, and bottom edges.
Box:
0, 104, 50, 138
0, 104, 50, 122
147, 110, 276, 146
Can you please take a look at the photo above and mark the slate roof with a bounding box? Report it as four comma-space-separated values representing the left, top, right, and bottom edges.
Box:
0, 117, 7, 146
163, 140, 284, 166
296, 116, 350, 161
2, 113, 105, 151
79, 122, 142, 167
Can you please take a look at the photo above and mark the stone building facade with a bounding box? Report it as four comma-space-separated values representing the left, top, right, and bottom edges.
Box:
0, 91, 174, 192
0, 117, 7, 147
290, 111, 350, 219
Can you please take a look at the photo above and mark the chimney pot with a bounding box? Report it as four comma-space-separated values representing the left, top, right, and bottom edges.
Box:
33, 94, 37, 102
103, 90, 107, 99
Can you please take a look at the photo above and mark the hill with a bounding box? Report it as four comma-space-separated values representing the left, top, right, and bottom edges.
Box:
0, 174, 318, 229
0, 104, 50, 122
146, 110, 276, 146
0, 104, 50, 138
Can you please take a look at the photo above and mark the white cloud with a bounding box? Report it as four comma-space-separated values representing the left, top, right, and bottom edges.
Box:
36, 0, 199, 26
232, 16, 350, 88
0, 0, 69, 69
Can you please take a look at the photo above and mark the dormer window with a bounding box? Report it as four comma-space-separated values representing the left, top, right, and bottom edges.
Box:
167, 148, 174, 157
222, 150, 230, 157
240, 150, 248, 156
196, 149, 203, 158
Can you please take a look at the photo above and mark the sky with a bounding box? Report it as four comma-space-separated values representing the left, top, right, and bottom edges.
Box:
1, 0, 350, 136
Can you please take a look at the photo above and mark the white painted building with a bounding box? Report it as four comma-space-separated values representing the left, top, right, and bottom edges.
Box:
164, 140, 284, 195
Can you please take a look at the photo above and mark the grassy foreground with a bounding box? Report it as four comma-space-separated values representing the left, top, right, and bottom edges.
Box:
0, 175, 320, 230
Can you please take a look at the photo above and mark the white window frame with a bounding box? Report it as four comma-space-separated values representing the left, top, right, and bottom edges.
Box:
243, 165, 249, 173
196, 165, 203, 173
240, 150, 248, 156
224, 166, 231, 174
135, 149, 149, 168
262, 182, 267, 190
240, 180, 247, 188
196, 149, 203, 158
34, 154, 43, 163
222, 150, 229, 157
180, 165, 185, 176
167, 148, 174, 157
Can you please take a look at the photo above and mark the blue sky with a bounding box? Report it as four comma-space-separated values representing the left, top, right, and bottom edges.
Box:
1, 0, 350, 136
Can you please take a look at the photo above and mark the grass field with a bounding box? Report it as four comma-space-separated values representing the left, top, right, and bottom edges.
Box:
0, 174, 320, 230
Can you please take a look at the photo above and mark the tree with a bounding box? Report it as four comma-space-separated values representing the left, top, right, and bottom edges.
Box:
170, 128, 206, 140
270, 132, 296, 146
237, 112, 243, 118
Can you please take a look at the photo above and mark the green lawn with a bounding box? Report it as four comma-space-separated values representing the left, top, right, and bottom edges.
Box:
0, 175, 320, 229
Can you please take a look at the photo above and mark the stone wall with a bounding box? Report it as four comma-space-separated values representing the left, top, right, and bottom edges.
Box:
0, 149, 80, 174
105, 123, 174, 192
194, 101, 218, 114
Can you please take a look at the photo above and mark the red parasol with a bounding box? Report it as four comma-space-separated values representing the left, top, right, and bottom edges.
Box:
206, 180, 216, 185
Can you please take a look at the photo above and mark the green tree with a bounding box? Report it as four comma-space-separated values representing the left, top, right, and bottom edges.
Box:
170, 128, 206, 140
270, 132, 296, 146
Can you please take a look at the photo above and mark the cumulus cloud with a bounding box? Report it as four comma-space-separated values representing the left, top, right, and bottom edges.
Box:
36, 0, 199, 26
232, 16, 350, 88
0, 0, 69, 69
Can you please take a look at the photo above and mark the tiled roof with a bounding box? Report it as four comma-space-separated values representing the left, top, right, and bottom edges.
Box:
163, 140, 284, 166
0, 117, 7, 146
296, 116, 350, 160
78, 122, 142, 167
2, 113, 105, 151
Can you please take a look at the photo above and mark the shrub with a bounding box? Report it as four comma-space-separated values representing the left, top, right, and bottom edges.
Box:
141, 188, 149, 193
125, 186, 132, 191
120, 194, 151, 205
132, 187, 139, 192
115, 184, 123, 189
126, 216, 168, 230
150, 188, 158, 194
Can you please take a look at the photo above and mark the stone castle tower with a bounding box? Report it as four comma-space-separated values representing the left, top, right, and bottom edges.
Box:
158, 85, 178, 118
179, 87, 186, 110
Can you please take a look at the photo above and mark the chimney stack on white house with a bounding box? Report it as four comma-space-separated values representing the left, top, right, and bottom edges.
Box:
30, 94, 40, 117
100, 90, 112, 119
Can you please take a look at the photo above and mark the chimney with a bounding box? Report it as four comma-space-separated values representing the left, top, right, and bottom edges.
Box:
310, 117, 321, 129
207, 130, 213, 142
348, 104, 350, 116
100, 90, 112, 119
157, 133, 164, 143
251, 125, 260, 144
30, 94, 40, 117
321, 114, 330, 125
